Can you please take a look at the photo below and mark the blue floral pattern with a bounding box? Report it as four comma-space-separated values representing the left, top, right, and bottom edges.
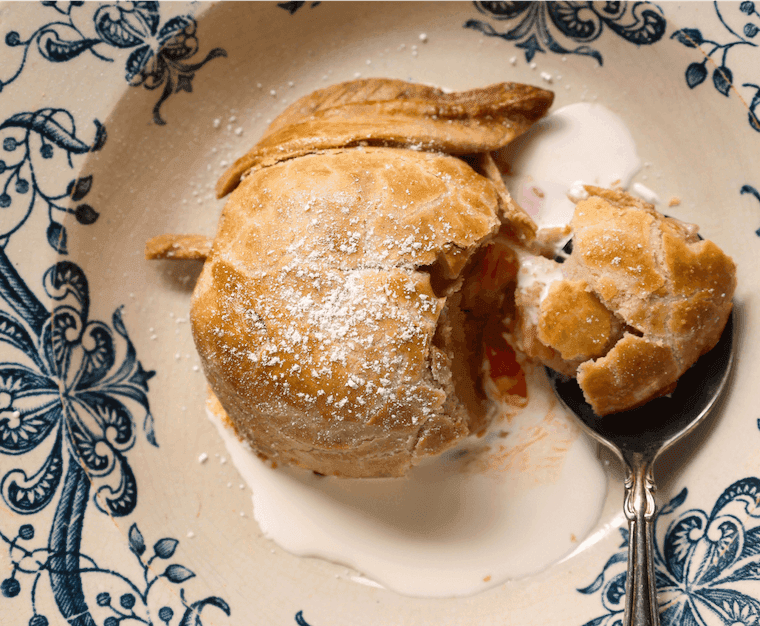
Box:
0, 1, 231, 623
277, 1, 321, 15
0, 1, 226, 125
465, 1, 666, 64
1, 519, 230, 626
0, 255, 155, 517
579, 478, 760, 626
0, 200, 231, 624
295, 611, 312, 625
0, 109, 105, 253
741, 184, 760, 236
671, 2, 760, 133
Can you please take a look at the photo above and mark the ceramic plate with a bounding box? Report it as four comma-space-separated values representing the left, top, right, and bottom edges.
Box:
1, 2, 759, 625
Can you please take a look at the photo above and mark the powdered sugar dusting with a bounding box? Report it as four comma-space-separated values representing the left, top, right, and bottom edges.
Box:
195, 147, 502, 459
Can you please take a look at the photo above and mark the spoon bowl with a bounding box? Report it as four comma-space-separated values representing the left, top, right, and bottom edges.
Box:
546, 311, 735, 626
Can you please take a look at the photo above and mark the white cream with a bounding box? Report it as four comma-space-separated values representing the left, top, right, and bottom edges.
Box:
632, 182, 661, 205
567, 180, 590, 203
515, 250, 565, 325
208, 365, 606, 598
499, 102, 641, 228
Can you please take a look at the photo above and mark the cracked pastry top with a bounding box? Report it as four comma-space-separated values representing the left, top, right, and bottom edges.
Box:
512, 186, 736, 416
174, 79, 554, 478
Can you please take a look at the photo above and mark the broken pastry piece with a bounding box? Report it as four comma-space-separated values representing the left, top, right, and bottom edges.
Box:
512, 186, 736, 416
145, 234, 211, 260
148, 79, 553, 478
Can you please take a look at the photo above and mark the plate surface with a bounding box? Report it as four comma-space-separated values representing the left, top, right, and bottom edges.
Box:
1, 2, 759, 625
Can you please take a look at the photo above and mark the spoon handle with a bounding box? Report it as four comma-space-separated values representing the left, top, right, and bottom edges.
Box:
623, 458, 659, 626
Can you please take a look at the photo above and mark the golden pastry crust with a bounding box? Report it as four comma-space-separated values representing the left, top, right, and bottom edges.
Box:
216, 78, 554, 198
473, 152, 537, 244
193, 147, 519, 477
514, 187, 735, 416
538, 280, 618, 362
211, 147, 505, 277
153, 78, 553, 477
144, 234, 211, 260
576, 335, 680, 411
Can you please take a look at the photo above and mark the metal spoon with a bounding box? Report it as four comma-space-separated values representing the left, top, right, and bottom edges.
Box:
545, 312, 735, 626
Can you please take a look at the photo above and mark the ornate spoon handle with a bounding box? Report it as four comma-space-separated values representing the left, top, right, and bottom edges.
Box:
623, 456, 659, 626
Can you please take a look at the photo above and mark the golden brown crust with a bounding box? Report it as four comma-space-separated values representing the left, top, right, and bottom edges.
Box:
216, 78, 554, 198
179, 78, 555, 476
576, 335, 680, 413
474, 152, 537, 244
192, 147, 507, 477
144, 234, 212, 260
538, 280, 618, 362
513, 186, 736, 416
211, 147, 504, 274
